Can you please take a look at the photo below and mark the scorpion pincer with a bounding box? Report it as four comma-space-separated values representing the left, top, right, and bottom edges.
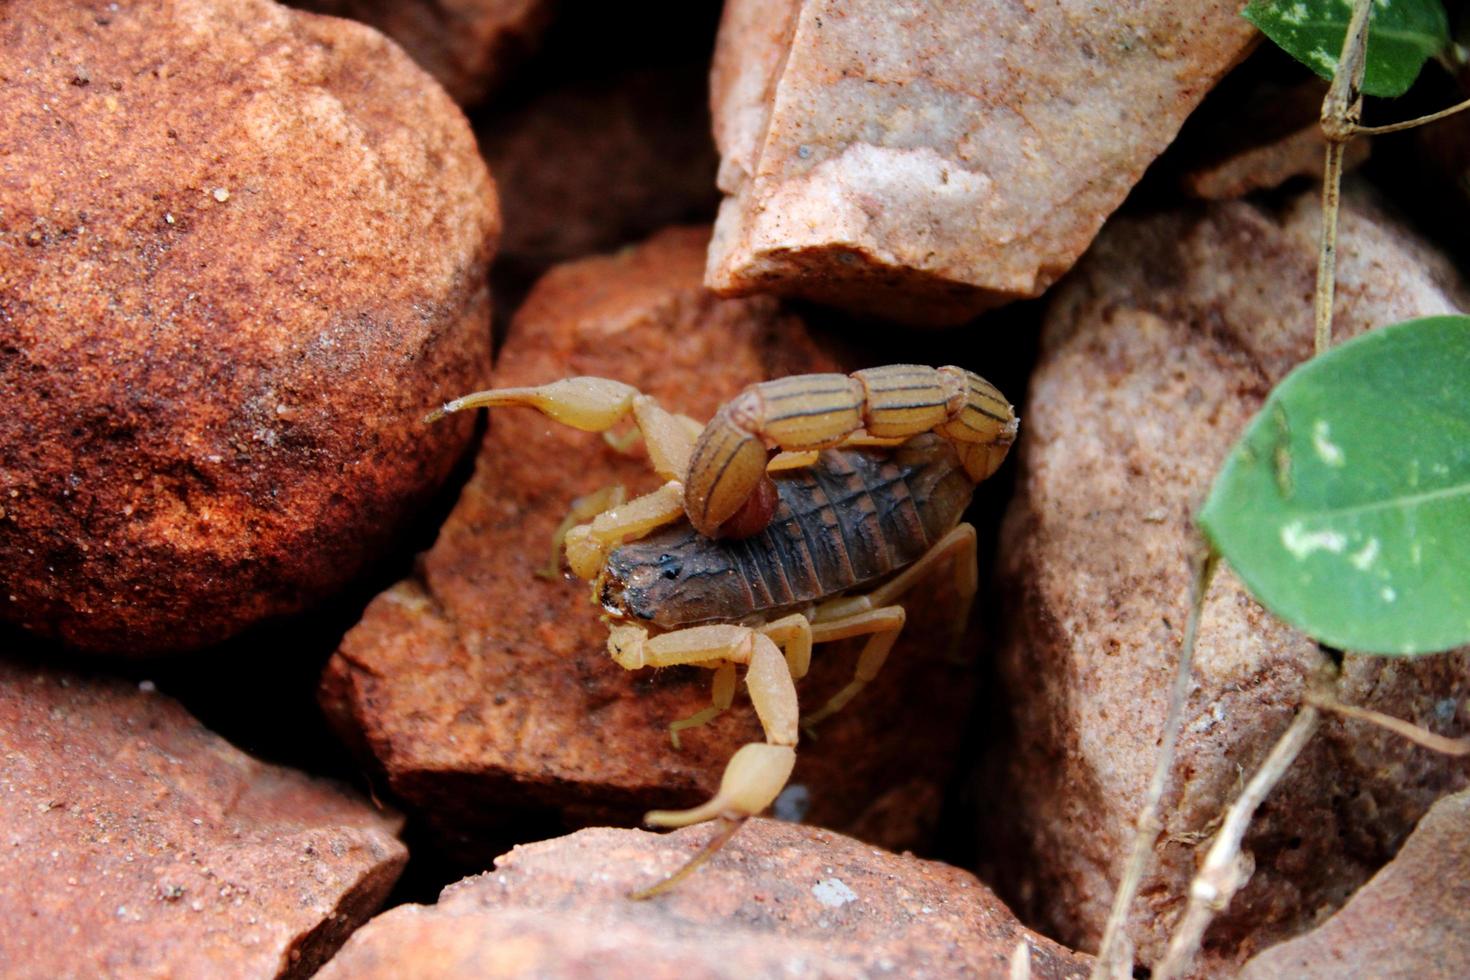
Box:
427, 364, 1017, 896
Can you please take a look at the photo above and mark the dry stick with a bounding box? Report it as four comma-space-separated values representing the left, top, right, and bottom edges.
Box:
1153, 706, 1323, 980
1306, 692, 1470, 756
1313, 0, 1373, 357
1354, 95, 1470, 135
1089, 548, 1220, 980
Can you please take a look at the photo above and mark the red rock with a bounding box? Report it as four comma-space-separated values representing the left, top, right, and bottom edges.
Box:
292, 0, 551, 105
0, 660, 406, 979
483, 65, 720, 279
705, 0, 1258, 324
1240, 787, 1470, 979
320, 226, 978, 864
317, 819, 1092, 979
987, 186, 1470, 968
0, 0, 498, 653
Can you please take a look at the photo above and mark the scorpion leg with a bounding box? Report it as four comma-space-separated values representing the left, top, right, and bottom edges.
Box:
800, 606, 907, 735
801, 523, 979, 730
608, 624, 799, 896
668, 662, 737, 749
563, 481, 685, 579
538, 484, 625, 580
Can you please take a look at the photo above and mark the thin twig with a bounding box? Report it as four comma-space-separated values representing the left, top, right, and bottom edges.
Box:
1313, 0, 1373, 356
1306, 692, 1470, 755
1153, 706, 1322, 980
1352, 95, 1470, 135
1312, 140, 1346, 357
1090, 547, 1219, 980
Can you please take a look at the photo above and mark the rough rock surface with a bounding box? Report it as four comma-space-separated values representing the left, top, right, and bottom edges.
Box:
1183, 124, 1370, 200
1240, 786, 1470, 979
293, 0, 551, 105
0, 0, 498, 653
988, 187, 1470, 967
0, 659, 407, 979
317, 820, 1091, 979
483, 65, 721, 282
705, 0, 1258, 324
321, 227, 978, 863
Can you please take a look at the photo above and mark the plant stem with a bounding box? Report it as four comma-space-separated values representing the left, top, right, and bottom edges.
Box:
1353, 95, 1470, 135
1153, 706, 1322, 980
1306, 692, 1470, 755
1090, 547, 1219, 980
1313, 0, 1372, 357
1312, 140, 1345, 357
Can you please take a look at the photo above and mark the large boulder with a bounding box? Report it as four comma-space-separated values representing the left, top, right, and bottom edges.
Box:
320, 226, 981, 864
0, 660, 406, 979
0, 0, 498, 653
317, 820, 1092, 978
987, 187, 1470, 967
705, 0, 1257, 324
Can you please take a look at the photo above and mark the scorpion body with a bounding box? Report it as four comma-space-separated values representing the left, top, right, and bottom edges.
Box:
603, 434, 972, 630
428, 364, 1017, 897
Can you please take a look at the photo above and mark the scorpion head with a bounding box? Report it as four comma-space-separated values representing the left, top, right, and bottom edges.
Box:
596, 526, 749, 631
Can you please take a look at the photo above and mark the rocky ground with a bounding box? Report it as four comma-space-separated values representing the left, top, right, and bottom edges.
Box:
2, 1, 1467, 977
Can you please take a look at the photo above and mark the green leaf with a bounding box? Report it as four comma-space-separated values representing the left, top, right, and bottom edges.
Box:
1243, 0, 1450, 98
1198, 315, 1470, 655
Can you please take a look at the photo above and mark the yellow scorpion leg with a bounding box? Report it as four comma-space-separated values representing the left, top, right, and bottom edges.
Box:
607, 624, 799, 897
682, 366, 1017, 537
803, 523, 979, 731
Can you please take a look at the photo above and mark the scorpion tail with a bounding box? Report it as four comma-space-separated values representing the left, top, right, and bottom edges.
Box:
683, 399, 772, 537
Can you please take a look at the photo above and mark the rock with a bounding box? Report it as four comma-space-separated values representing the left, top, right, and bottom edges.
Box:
317, 819, 1092, 978
1240, 787, 1470, 979
1183, 124, 1371, 199
0, 659, 407, 979
1178, 80, 1370, 199
483, 65, 721, 288
704, 0, 1258, 325
0, 0, 498, 653
987, 186, 1470, 967
320, 226, 978, 864
292, 0, 551, 105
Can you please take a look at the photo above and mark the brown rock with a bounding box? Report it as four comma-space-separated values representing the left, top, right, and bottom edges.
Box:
988, 187, 1470, 967
1183, 124, 1371, 200
1240, 787, 1470, 979
317, 819, 1092, 979
321, 226, 977, 863
0, 660, 406, 979
292, 0, 551, 105
705, 0, 1258, 325
1178, 80, 1369, 200
483, 65, 721, 281
0, 0, 498, 653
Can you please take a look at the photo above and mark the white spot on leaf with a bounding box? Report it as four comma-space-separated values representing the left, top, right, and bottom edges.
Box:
1381, 586, 1397, 602
1281, 521, 1347, 559
1312, 420, 1345, 467
1350, 538, 1380, 571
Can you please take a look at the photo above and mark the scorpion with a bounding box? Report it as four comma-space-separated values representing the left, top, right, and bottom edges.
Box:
427, 364, 1017, 895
